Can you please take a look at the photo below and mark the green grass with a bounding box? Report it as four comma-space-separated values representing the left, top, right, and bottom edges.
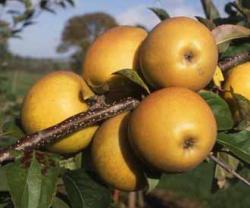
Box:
1, 70, 45, 97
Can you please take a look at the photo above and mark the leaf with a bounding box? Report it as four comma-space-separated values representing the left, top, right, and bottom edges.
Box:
5, 152, 60, 208
221, 41, 250, 58
63, 169, 112, 208
114, 69, 150, 94
217, 131, 250, 164
201, 0, 220, 20
66, 0, 75, 7
232, 93, 250, 130
0, 168, 8, 191
52, 197, 70, 208
212, 66, 224, 88
195, 16, 216, 30
199, 91, 234, 131
148, 8, 170, 21
214, 152, 240, 189
237, 0, 250, 10
146, 177, 160, 193
212, 24, 250, 46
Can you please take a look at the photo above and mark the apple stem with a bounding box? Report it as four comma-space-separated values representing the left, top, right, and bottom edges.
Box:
0, 97, 140, 164
209, 153, 250, 187
219, 52, 250, 72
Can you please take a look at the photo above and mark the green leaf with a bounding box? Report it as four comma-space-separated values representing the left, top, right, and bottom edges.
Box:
146, 177, 160, 193
201, 0, 220, 20
0, 168, 8, 191
214, 152, 240, 189
5, 152, 60, 208
221, 41, 250, 58
63, 169, 112, 208
66, 0, 75, 7
195, 16, 216, 30
231, 93, 250, 130
148, 8, 170, 21
217, 131, 250, 164
212, 24, 250, 46
199, 91, 234, 131
114, 69, 150, 94
237, 0, 250, 10
52, 197, 70, 208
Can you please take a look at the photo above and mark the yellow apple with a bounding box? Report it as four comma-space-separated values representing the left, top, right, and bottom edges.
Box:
91, 113, 147, 191
21, 71, 98, 153
224, 62, 250, 100
83, 26, 147, 94
139, 17, 218, 91
128, 87, 217, 172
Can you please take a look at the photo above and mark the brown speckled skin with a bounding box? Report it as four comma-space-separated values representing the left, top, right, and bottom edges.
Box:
128, 87, 217, 172
91, 113, 147, 191
140, 17, 218, 91
83, 26, 147, 92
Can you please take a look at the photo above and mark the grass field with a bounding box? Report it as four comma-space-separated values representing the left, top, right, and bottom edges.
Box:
1, 70, 250, 208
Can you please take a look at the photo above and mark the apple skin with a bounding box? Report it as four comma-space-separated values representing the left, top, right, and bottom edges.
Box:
91, 113, 147, 192
224, 62, 250, 100
139, 16, 218, 91
21, 70, 98, 154
128, 87, 217, 172
83, 26, 147, 94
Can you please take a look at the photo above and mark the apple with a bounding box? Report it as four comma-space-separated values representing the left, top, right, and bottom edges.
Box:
83, 26, 147, 95
128, 87, 217, 172
139, 17, 218, 91
91, 113, 147, 191
21, 70, 98, 153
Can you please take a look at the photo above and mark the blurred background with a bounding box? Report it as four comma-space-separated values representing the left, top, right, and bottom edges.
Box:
1, 0, 250, 207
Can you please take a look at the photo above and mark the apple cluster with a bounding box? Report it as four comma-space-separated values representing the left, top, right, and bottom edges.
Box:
21, 17, 220, 191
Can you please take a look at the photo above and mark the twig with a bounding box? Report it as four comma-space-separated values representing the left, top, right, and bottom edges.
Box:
209, 153, 250, 187
219, 52, 250, 71
0, 97, 140, 164
128, 192, 136, 208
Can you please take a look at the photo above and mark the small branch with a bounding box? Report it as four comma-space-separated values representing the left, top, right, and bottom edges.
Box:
0, 97, 140, 164
128, 192, 136, 208
219, 52, 250, 71
209, 153, 250, 187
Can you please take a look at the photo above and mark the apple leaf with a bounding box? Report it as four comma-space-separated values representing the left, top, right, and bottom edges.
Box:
199, 91, 234, 131
212, 24, 250, 46
148, 7, 170, 21
201, 0, 220, 20
237, 0, 250, 10
0, 168, 8, 192
231, 93, 250, 130
114, 69, 150, 94
63, 169, 112, 208
4, 152, 60, 208
195, 16, 216, 30
214, 152, 240, 190
52, 197, 70, 208
221, 41, 250, 58
217, 131, 250, 164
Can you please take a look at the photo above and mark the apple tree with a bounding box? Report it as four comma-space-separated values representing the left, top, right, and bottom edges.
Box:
1, 0, 250, 208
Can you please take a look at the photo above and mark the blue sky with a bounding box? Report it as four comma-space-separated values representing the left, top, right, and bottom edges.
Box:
8, 0, 229, 58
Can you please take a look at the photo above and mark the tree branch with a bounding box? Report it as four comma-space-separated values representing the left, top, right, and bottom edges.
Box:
209, 153, 250, 187
0, 97, 140, 164
219, 52, 250, 71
